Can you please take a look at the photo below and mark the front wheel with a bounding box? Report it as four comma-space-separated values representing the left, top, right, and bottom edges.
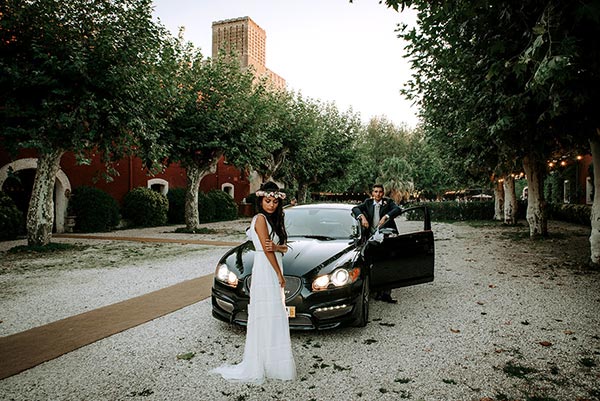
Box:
354, 275, 370, 327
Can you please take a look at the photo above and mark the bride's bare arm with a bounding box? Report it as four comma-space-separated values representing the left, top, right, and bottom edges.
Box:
255, 214, 286, 288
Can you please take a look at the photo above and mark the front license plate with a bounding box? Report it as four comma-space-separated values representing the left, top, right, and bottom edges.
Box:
286, 306, 295, 318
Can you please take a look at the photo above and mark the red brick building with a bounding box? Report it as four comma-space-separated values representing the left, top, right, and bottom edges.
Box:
0, 148, 252, 232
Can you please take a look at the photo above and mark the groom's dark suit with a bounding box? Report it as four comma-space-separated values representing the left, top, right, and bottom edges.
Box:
352, 196, 402, 304
352, 197, 401, 232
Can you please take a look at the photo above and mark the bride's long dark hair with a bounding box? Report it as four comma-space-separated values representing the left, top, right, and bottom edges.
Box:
255, 182, 288, 245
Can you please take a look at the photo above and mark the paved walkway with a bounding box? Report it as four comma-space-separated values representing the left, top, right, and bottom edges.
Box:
0, 234, 237, 380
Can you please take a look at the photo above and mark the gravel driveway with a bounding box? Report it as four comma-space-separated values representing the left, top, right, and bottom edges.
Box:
0, 219, 598, 401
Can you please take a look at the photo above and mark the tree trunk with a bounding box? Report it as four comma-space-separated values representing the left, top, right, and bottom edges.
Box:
184, 162, 217, 230
589, 132, 600, 266
297, 183, 309, 204
503, 175, 518, 225
493, 179, 504, 221
248, 170, 261, 194
523, 155, 548, 238
184, 165, 202, 230
27, 149, 64, 246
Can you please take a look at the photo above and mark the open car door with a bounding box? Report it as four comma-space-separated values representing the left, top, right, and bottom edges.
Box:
365, 205, 434, 291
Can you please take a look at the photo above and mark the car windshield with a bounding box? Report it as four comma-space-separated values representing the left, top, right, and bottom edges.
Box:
284, 208, 357, 239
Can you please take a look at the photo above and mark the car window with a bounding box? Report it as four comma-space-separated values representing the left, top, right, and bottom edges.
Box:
394, 206, 429, 234
285, 208, 357, 239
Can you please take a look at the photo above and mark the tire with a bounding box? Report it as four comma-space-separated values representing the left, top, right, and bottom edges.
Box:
354, 275, 370, 327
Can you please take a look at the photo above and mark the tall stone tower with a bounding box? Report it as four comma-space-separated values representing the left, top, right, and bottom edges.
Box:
212, 16, 285, 90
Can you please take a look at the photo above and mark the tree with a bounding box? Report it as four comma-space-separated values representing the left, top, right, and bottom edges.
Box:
389, 0, 599, 261
276, 95, 361, 202
161, 38, 271, 229
250, 89, 299, 184
0, 0, 170, 246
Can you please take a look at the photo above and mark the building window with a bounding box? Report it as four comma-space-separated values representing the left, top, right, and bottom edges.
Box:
147, 178, 169, 196
221, 183, 234, 199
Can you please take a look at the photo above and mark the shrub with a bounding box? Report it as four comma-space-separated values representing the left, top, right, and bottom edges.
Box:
208, 190, 238, 221
198, 191, 216, 223
422, 201, 495, 221
244, 192, 257, 206
546, 203, 591, 226
122, 187, 168, 227
167, 188, 186, 224
0, 191, 24, 241
69, 186, 120, 232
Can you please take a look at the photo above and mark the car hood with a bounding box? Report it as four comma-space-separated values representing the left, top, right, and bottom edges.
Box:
223, 237, 357, 277
283, 238, 356, 275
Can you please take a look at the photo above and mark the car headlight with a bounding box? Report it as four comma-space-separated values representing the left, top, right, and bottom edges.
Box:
215, 263, 239, 287
312, 267, 360, 291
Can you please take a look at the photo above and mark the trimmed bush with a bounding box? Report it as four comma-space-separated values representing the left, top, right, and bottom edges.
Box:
245, 192, 257, 206
422, 201, 495, 221
0, 191, 24, 241
208, 190, 238, 221
198, 191, 216, 223
167, 188, 186, 224
69, 186, 120, 232
547, 203, 591, 226
122, 187, 168, 227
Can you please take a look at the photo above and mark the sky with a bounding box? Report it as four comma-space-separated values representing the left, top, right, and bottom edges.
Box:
151, 0, 420, 128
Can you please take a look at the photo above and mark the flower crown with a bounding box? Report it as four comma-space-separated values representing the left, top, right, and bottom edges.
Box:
255, 190, 286, 199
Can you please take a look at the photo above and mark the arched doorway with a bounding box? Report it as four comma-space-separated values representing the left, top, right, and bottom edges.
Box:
0, 158, 71, 233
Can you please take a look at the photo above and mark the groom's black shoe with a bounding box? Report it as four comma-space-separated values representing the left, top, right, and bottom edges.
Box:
380, 293, 397, 304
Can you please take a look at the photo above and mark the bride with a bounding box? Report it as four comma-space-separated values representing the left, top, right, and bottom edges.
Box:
211, 182, 296, 383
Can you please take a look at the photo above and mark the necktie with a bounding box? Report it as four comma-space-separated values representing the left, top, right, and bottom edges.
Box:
372, 203, 381, 232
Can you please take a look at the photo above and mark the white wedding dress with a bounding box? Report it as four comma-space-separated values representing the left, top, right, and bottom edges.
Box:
211, 214, 296, 383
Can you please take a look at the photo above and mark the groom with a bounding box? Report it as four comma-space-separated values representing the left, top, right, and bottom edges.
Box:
352, 183, 402, 303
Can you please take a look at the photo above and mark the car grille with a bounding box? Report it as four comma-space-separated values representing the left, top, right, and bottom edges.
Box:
244, 275, 302, 302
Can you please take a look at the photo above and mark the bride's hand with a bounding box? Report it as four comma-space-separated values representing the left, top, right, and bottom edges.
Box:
264, 239, 274, 252
279, 275, 286, 288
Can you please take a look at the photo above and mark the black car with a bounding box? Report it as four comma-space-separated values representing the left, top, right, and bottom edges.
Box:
211, 203, 434, 330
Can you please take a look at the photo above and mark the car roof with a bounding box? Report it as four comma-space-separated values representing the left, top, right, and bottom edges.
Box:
287, 203, 354, 210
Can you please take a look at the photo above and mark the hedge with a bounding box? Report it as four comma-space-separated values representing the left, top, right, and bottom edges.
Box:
198, 191, 216, 223
0, 191, 24, 241
69, 186, 120, 232
422, 201, 495, 221
122, 187, 169, 227
410, 200, 591, 226
167, 188, 186, 224
547, 203, 591, 226
208, 190, 238, 221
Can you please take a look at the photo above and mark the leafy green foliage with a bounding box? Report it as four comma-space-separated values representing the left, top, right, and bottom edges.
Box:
276, 95, 362, 201
395, 0, 600, 199
69, 186, 120, 232
207, 190, 238, 221
0, 0, 173, 243
122, 187, 168, 227
0, 191, 24, 240
167, 188, 186, 224
546, 203, 591, 226
198, 192, 216, 223
0, 0, 171, 166
407, 201, 495, 221
333, 117, 452, 200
